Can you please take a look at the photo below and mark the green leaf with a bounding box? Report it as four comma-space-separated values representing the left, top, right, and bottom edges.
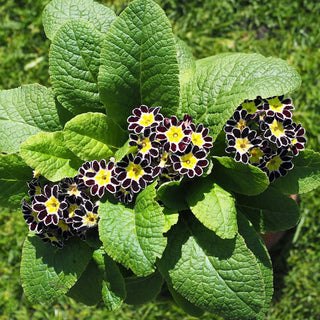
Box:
157, 214, 266, 319
178, 53, 301, 141
0, 84, 63, 153
237, 212, 273, 319
236, 186, 300, 233
0, 153, 33, 209
212, 156, 269, 196
174, 36, 195, 86
98, 182, 167, 276
124, 271, 163, 305
49, 19, 104, 114
67, 259, 102, 306
98, 0, 180, 129
20, 233, 92, 303
63, 112, 127, 161
167, 284, 205, 318
187, 179, 237, 239
20, 131, 83, 181
42, 0, 117, 40
156, 179, 189, 211
272, 149, 320, 194
92, 249, 126, 311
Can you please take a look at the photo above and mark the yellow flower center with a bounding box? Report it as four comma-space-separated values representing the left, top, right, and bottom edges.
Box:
68, 184, 80, 196
166, 126, 184, 143
95, 169, 111, 186
126, 162, 144, 180
45, 196, 60, 214
249, 147, 264, 164
236, 119, 247, 130
241, 101, 257, 114
235, 138, 252, 154
138, 113, 154, 127
140, 137, 152, 154
266, 155, 283, 172
159, 152, 169, 167
191, 132, 204, 147
270, 120, 285, 138
83, 212, 99, 228
268, 97, 283, 112
180, 153, 197, 169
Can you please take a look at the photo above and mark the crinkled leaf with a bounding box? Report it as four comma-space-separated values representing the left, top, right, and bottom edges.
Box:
20, 233, 92, 303
42, 0, 116, 40
212, 156, 269, 196
92, 249, 126, 311
157, 214, 266, 319
49, 19, 104, 114
272, 149, 320, 194
178, 53, 301, 141
98, 182, 167, 276
98, 0, 180, 129
237, 212, 273, 320
0, 84, 62, 153
67, 259, 102, 306
0, 153, 32, 209
187, 179, 237, 239
20, 131, 83, 181
124, 271, 163, 305
63, 112, 127, 161
236, 186, 300, 233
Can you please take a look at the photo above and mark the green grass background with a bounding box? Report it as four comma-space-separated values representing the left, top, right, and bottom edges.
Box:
1, 0, 320, 319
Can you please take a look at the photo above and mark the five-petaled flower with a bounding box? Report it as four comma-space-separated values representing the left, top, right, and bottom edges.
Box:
170, 144, 209, 178
127, 105, 163, 134
32, 185, 68, 226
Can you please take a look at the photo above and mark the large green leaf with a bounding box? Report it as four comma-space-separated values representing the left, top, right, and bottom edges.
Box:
212, 156, 270, 196
98, 0, 180, 129
20, 233, 92, 303
124, 271, 163, 305
42, 0, 116, 40
178, 53, 301, 141
20, 131, 83, 181
0, 84, 62, 153
187, 179, 237, 239
49, 19, 104, 114
0, 153, 33, 209
272, 149, 320, 194
236, 186, 300, 233
92, 249, 126, 310
98, 182, 167, 276
157, 214, 266, 319
237, 212, 273, 320
63, 112, 127, 161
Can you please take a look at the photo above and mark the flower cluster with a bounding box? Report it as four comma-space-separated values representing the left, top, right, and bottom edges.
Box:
22, 175, 99, 248
22, 106, 213, 248
79, 106, 213, 203
224, 96, 307, 182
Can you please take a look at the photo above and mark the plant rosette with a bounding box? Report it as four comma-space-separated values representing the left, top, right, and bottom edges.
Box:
1, 0, 320, 319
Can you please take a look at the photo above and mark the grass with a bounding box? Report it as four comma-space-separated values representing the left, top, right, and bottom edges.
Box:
1, 0, 320, 319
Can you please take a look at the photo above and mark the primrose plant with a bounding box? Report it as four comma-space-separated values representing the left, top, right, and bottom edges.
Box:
0, 0, 319, 319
